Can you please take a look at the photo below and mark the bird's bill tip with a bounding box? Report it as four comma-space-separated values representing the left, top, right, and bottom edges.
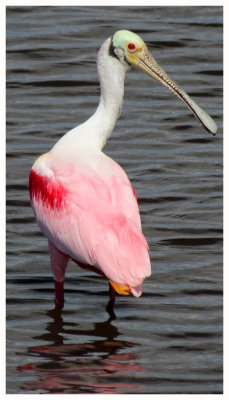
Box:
133, 47, 217, 135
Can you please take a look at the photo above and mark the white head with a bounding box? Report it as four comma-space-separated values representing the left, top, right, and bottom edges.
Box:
98, 29, 217, 135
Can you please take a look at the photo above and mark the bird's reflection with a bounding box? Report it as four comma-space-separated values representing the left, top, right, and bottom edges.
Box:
17, 306, 144, 394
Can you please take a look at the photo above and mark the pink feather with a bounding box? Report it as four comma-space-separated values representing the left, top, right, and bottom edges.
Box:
30, 151, 151, 296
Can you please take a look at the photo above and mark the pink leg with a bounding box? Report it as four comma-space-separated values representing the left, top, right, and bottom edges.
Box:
106, 282, 116, 319
72, 258, 116, 315
54, 280, 64, 308
48, 240, 69, 308
109, 282, 116, 302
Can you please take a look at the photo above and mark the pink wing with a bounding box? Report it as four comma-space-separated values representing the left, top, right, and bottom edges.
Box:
30, 152, 151, 295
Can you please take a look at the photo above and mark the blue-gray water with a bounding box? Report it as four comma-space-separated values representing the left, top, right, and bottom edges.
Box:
6, 6, 223, 394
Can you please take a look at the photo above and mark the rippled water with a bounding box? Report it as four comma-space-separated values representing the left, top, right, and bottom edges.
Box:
6, 6, 223, 394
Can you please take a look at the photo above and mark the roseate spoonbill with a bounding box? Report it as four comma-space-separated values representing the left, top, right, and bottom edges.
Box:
29, 30, 217, 312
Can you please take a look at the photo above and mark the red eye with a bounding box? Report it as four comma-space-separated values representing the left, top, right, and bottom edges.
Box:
128, 43, 136, 51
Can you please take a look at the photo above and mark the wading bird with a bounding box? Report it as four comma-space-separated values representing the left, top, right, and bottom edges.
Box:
29, 30, 217, 313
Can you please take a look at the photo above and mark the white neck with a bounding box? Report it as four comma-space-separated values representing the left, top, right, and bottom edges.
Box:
82, 59, 126, 149
52, 37, 130, 155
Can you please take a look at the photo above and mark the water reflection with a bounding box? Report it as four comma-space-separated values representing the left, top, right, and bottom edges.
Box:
17, 307, 144, 394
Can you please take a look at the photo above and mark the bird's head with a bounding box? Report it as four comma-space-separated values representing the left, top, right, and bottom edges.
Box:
111, 30, 145, 67
109, 30, 217, 135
